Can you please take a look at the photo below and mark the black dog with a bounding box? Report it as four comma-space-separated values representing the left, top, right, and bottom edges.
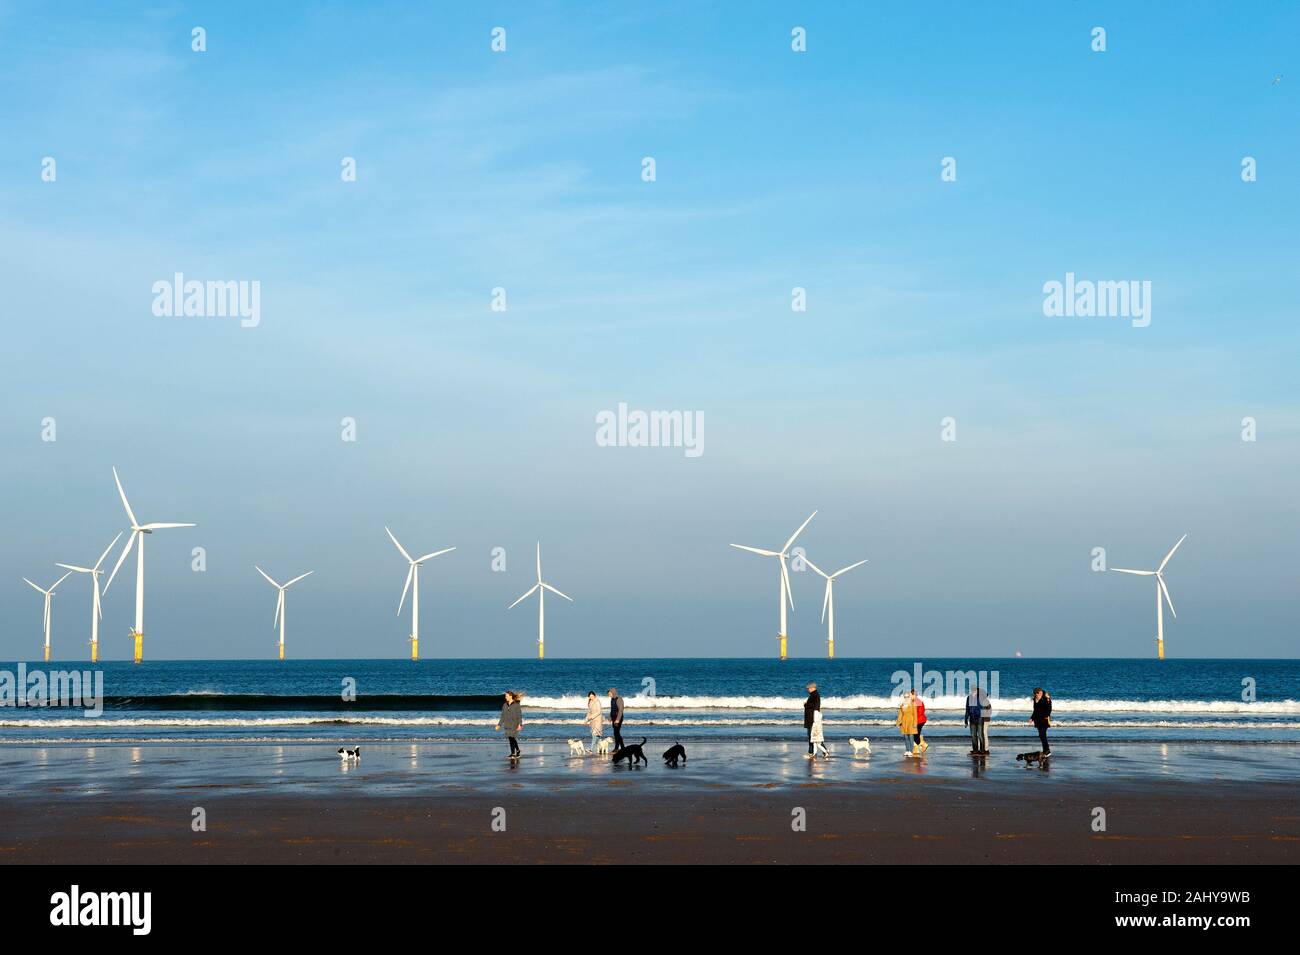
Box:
1016, 751, 1048, 767
611, 737, 648, 766
662, 742, 687, 767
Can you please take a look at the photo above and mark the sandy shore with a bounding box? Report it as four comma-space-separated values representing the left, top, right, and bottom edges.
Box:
1, 740, 1297, 863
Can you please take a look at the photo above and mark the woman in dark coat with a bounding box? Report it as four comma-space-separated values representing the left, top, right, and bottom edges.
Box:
496, 691, 524, 759
1030, 687, 1052, 756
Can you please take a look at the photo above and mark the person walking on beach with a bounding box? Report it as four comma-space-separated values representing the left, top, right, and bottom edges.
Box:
607, 688, 625, 749
895, 694, 918, 755
803, 682, 821, 758
1029, 687, 1052, 756
584, 690, 604, 751
809, 708, 829, 759
911, 688, 929, 755
965, 684, 991, 754
496, 691, 523, 759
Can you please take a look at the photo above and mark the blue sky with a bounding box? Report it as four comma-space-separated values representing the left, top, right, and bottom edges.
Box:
1, 1, 1297, 659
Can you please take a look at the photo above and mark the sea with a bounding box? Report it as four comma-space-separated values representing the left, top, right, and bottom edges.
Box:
2, 657, 1297, 746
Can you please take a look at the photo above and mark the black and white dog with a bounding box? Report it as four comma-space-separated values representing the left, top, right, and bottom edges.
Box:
662, 742, 687, 767
338, 746, 361, 762
611, 738, 648, 766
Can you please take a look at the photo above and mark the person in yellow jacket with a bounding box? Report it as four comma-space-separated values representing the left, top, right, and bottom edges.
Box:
895, 696, 920, 755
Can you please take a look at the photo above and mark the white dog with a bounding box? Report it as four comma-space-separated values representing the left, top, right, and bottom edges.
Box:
566, 738, 590, 757
848, 738, 872, 756
594, 736, 616, 755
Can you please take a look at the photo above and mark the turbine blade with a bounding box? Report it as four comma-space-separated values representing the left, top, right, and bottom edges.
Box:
536, 542, 542, 583
783, 510, 817, 552
1158, 575, 1177, 619
1158, 533, 1188, 573
104, 532, 137, 593
730, 544, 779, 557
821, 581, 831, 623
51, 571, 72, 591
1110, 568, 1154, 576
384, 526, 413, 562
283, 571, 313, 588
803, 557, 828, 579
255, 566, 281, 588
781, 556, 794, 610
415, 548, 455, 563
274, 590, 283, 628
508, 583, 540, 609
94, 532, 124, 572
22, 577, 45, 594
112, 466, 138, 527
832, 559, 869, 578
138, 522, 194, 530
398, 565, 413, 615
542, 582, 573, 602
94, 581, 102, 619
56, 564, 93, 573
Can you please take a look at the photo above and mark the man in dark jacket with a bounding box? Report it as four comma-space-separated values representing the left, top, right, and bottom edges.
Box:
803, 682, 821, 757
1030, 687, 1052, 755
608, 688, 625, 749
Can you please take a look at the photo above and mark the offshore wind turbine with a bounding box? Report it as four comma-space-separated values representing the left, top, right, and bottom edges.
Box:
22, 571, 73, 662
730, 511, 817, 660
508, 542, 572, 659
803, 557, 868, 659
103, 466, 196, 664
1112, 534, 1187, 660
255, 567, 313, 661
385, 527, 454, 661
56, 532, 122, 662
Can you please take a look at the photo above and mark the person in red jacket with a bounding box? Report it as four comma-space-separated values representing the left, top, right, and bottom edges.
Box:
910, 689, 929, 755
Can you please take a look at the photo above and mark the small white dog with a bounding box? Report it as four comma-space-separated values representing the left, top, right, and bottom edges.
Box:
848, 738, 872, 757
566, 738, 590, 757
594, 736, 615, 755
337, 746, 361, 761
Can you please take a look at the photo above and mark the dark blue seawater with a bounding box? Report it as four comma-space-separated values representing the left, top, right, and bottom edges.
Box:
1, 658, 1297, 744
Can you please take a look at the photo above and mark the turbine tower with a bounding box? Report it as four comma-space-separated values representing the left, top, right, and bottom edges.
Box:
730, 510, 817, 660
255, 567, 313, 660
56, 532, 122, 662
104, 466, 196, 663
22, 571, 73, 662
385, 527, 454, 661
804, 557, 868, 659
1112, 533, 1187, 660
508, 542, 572, 659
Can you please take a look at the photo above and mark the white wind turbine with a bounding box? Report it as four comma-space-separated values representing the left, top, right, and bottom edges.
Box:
803, 557, 868, 659
22, 571, 73, 662
255, 567, 313, 661
385, 527, 455, 661
730, 511, 817, 660
104, 466, 196, 664
1112, 533, 1187, 660
56, 532, 123, 663
508, 542, 572, 660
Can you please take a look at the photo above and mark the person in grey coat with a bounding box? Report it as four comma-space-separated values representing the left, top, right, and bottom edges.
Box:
964, 684, 992, 754
496, 691, 523, 758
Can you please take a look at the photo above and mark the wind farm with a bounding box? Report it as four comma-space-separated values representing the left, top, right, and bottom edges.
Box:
103, 467, 196, 664
730, 511, 817, 660
385, 527, 455, 661
508, 542, 572, 659
255, 567, 314, 661
803, 556, 868, 659
1112, 534, 1188, 660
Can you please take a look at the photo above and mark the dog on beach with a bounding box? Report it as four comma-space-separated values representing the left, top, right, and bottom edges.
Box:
594, 736, 615, 755
337, 746, 361, 761
848, 738, 872, 757
566, 739, 590, 757
662, 742, 686, 767
1016, 751, 1049, 767
611, 738, 648, 766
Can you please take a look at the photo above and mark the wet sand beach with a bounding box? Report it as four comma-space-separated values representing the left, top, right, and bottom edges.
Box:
1, 740, 1297, 864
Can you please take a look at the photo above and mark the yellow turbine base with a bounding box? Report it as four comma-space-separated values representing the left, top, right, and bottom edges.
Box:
90, 642, 98, 664
1157, 638, 1164, 661
538, 642, 545, 660
133, 632, 143, 664
777, 634, 788, 661
410, 637, 418, 661
43, 646, 50, 663
278, 643, 285, 661
827, 639, 834, 660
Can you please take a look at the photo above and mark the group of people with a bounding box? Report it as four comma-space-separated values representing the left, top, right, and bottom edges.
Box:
494, 687, 627, 758
801, 682, 1054, 758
